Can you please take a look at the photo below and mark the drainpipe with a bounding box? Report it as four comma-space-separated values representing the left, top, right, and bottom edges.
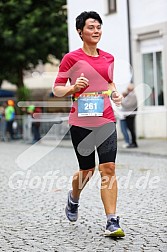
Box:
126, 0, 133, 78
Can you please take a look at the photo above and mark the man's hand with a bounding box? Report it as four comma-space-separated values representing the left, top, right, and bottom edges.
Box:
72, 73, 89, 93
53, 73, 89, 97
111, 91, 123, 106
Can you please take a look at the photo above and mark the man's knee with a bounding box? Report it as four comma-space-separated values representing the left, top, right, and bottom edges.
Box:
99, 162, 116, 177
80, 167, 95, 180
77, 168, 95, 189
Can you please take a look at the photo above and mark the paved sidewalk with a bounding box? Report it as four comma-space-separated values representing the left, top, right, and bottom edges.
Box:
0, 140, 167, 251
117, 138, 167, 157
42, 137, 167, 158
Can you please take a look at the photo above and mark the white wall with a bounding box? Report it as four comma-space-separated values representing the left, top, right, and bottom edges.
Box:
102, 0, 129, 61
131, 23, 167, 138
67, 0, 103, 51
67, 0, 129, 59
136, 109, 167, 138
130, 0, 167, 28
67, 0, 131, 93
67, 0, 167, 138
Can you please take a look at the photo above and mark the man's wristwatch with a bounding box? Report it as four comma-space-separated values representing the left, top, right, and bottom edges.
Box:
111, 90, 117, 99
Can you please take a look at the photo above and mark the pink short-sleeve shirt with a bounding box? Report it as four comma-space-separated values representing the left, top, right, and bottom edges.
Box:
54, 48, 116, 127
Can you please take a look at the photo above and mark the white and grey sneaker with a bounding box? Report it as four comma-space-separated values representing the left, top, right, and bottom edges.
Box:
65, 190, 79, 222
104, 216, 125, 237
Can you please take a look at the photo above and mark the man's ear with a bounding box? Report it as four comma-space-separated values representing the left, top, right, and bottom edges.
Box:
77, 29, 82, 36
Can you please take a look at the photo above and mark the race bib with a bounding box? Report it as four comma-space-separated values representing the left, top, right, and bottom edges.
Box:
78, 96, 104, 117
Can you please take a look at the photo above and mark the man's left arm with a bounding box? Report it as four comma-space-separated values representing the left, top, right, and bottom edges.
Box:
108, 82, 122, 106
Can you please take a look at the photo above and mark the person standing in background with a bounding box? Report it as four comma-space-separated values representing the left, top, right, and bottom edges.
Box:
121, 84, 138, 148
119, 91, 130, 147
5, 100, 15, 140
27, 105, 41, 144
0, 102, 6, 141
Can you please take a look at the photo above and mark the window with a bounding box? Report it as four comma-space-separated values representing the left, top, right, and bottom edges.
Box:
107, 0, 117, 14
142, 51, 164, 106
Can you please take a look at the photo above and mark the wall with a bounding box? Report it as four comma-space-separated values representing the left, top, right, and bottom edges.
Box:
130, 0, 167, 28
67, 0, 130, 94
132, 22, 167, 138
67, 0, 167, 138
67, 0, 129, 58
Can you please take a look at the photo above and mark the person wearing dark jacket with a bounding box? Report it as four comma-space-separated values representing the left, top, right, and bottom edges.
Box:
27, 105, 41, 144
121, 84, 138, 148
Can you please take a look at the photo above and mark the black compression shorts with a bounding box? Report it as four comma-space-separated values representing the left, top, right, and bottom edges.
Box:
70, 122, 117, 170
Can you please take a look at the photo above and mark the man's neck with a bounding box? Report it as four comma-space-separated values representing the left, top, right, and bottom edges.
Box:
82, 45, 99, 57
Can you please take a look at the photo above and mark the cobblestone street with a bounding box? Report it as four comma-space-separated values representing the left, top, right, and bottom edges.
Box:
0, 141, 167, 252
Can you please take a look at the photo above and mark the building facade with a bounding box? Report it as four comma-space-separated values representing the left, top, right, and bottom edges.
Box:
67, 0, 167, 138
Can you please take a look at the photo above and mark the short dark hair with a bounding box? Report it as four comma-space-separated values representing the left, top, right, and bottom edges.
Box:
76, 11, 103, 31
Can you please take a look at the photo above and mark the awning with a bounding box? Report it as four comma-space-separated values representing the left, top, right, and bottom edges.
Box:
0, 89, 15, 97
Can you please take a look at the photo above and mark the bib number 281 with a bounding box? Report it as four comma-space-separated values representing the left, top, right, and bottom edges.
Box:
85, 102, 97, 110
78, 96, 104, 117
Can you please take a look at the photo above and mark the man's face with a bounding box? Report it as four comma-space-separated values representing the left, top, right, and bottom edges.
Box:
81, 18, 102, 44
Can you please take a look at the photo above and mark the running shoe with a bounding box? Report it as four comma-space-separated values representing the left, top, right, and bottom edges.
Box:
127, 143, 138, 148
65, 190, 79, 222
104, 216, 125, 237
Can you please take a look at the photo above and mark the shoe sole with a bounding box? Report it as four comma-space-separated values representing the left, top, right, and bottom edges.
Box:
104, 228, 125, 237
